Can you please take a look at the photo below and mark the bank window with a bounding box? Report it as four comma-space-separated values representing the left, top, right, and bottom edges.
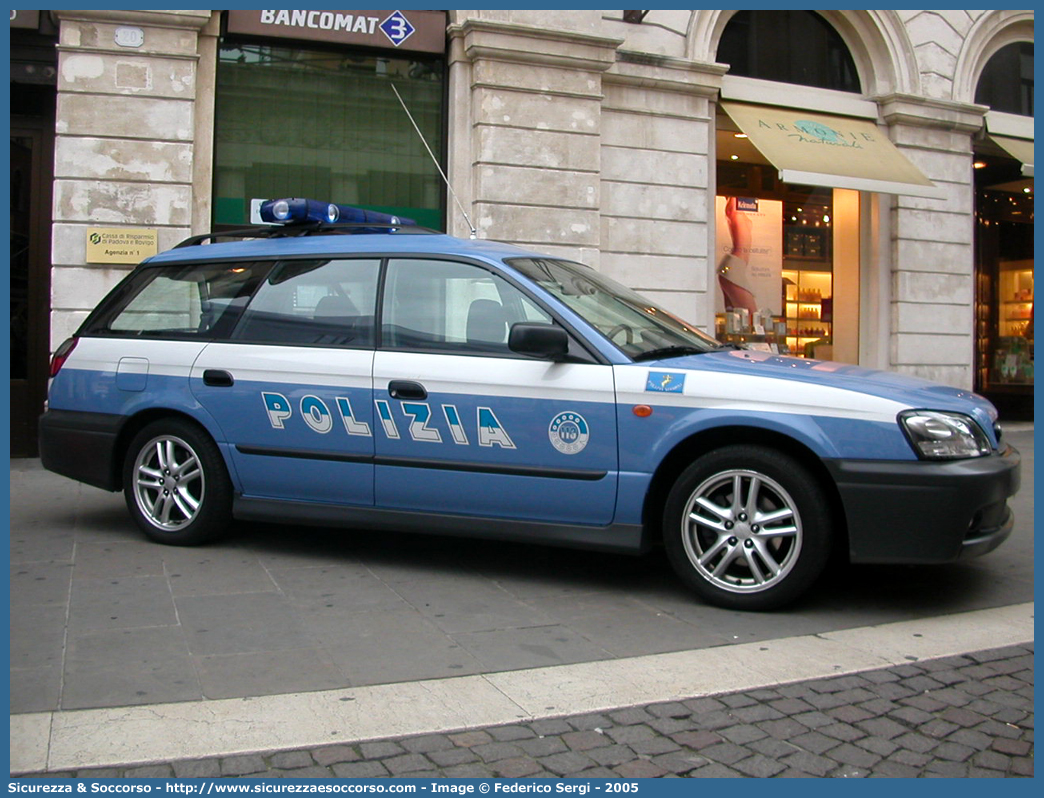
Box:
382, 259, 551, 355
214, 43, 445, 230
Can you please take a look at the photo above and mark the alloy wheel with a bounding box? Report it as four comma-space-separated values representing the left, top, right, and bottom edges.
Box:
680, 468, 803, 594
132, 434, 206, 531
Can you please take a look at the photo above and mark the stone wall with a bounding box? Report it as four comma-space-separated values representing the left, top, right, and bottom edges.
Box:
49, 10, 212, 348
599, 54, 723, 324
447, 15, 618, 270
881, 97, 984, 387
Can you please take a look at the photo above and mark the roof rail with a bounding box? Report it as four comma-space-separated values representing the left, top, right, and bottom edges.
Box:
173, 221, 438, 249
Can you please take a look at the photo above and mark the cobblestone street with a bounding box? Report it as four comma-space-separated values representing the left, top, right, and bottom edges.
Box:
22, 643, 1033, 779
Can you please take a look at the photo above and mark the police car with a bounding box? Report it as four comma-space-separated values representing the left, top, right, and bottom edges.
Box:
40, 198, 1021, 610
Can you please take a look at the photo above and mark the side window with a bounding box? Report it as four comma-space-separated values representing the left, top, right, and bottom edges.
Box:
109, 275, 200, 333
97, 262, 264, 338
382, 259, 552, 354
234, 258, 379, 347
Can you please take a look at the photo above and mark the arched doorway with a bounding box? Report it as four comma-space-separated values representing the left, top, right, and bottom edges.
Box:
710, 11, 937, 365
973, 42, 1034, 420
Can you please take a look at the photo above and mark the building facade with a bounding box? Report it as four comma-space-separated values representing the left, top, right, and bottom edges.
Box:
9, 9, 1034, 456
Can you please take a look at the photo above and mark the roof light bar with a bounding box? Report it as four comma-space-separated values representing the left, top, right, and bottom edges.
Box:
258, 198, 415, 227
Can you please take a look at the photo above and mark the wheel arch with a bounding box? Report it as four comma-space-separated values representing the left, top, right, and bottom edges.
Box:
111, 407, 228, 492
642, 424, 849, 557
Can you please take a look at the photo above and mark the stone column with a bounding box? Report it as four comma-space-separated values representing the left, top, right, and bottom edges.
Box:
50, 9, 212, 348
447, 17, 622, 266
601, 53, 726, 326
878, 94, 987, 389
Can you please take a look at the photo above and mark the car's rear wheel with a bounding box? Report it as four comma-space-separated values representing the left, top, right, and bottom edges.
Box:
123, 418, 231, 545
663, 445, 832, 610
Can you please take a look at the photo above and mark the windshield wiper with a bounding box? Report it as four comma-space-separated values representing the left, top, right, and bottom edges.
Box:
632, 345, 712, 362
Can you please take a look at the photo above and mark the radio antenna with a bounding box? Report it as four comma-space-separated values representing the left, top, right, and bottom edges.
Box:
390, 83, 477, 239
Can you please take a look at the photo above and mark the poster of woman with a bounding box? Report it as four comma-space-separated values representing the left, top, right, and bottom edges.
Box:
714, 196, 783, 329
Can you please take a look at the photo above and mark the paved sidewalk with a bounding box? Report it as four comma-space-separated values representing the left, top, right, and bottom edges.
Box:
18, 643, 1033, 779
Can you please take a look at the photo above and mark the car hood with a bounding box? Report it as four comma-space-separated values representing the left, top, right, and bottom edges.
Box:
646, 349, 998, 425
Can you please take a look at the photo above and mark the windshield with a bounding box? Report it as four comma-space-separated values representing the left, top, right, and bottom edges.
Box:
507, 258, 724, 360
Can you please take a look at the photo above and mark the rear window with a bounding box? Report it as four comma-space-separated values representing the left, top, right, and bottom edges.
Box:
83, 262, 266, 339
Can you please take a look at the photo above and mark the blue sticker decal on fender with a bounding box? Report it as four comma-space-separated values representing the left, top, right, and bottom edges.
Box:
646, 372, 685, 393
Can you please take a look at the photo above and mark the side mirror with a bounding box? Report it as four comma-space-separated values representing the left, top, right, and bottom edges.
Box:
509, 322, 569, 360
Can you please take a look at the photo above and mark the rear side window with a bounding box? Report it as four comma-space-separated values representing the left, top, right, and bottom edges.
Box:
84, 262, 266, 339
232, 258, 380, 347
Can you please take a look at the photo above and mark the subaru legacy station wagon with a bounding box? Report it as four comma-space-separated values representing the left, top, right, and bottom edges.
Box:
40, 198, 1021, 610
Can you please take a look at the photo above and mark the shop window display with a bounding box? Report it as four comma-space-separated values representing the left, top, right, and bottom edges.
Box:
714, 163, 836, 359
973, 41, 1033, 419
975, 175, 1034, 417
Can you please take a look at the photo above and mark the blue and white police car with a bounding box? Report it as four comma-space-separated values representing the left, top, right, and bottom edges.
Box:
40, 198, 1021, 610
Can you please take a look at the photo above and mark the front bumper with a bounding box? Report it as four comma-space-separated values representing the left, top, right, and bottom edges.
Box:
825, 445, 1021, 564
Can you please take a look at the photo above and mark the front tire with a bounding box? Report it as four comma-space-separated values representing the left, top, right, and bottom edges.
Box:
123, 418, 232, 545
663, 445, 832, 611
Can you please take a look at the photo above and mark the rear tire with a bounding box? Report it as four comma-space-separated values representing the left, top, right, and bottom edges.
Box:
663, 445, 832, 610
123, 418, 232, 545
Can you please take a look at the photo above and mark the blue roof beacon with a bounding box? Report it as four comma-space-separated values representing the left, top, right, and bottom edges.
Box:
258, 197, 416, 228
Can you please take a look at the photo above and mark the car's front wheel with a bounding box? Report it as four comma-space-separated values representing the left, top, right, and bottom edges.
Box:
123, 418, 232, 545
663, 445, 832, 610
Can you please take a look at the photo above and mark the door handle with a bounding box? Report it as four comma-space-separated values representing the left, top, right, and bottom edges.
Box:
388, 380, 427, 400
203, 369, 234, 387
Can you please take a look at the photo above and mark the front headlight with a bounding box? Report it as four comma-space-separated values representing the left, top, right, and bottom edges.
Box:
898, 410, 993, 459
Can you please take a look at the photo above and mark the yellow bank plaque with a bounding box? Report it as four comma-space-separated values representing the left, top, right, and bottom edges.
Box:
86, 228, 159, 264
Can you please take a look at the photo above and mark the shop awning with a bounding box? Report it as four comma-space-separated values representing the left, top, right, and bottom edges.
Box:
990, 135, 1034, 177
721, 101, 945, 199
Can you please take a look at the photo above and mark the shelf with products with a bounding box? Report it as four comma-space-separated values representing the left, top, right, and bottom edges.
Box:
991, 263, 1033, 385
974, 268, 992, 390
714, 313, 792, 356
783, 266, 832, 324
784, 201, 833, 262
781, 268, 833, 358
997, 263, 1033, 337
786, 333, 832, 360
712, 325, 830, 359
713, 314, 831, 358
717, 332, 792, 356
991, 336, 1034, 385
